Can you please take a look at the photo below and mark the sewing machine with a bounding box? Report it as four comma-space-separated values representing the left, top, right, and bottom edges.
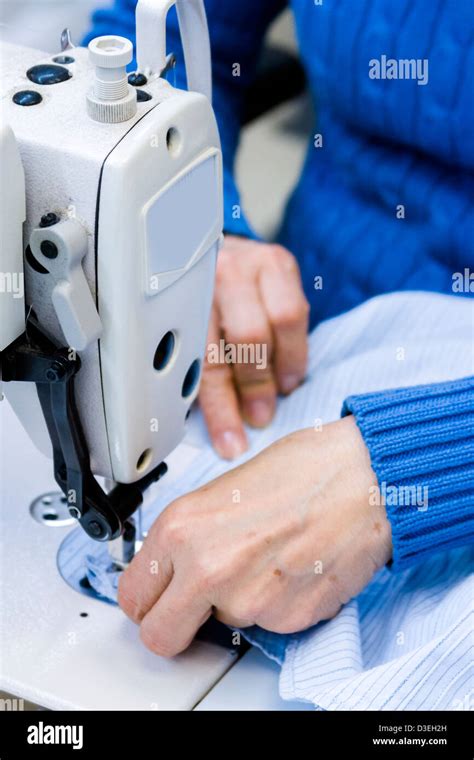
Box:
1, 0, 222, 560
0, 0, 307, 710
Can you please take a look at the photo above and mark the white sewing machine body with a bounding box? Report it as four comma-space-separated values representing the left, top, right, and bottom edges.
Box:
1, 1, 222, 490
1, 45, 221, 485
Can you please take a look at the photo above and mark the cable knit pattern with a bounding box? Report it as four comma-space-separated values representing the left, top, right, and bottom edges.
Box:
343, 377, 474, 569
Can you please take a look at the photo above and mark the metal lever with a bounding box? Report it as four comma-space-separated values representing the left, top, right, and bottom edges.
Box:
136, 0, 212, 101
1, 319, 167, 541
60, 28, 75, 51
30, 219, 102, 352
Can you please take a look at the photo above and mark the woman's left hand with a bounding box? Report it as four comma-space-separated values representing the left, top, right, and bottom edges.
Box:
118, 416, 392, 657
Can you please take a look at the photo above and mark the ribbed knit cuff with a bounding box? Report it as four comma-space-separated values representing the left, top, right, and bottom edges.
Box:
342, 376, 474, 570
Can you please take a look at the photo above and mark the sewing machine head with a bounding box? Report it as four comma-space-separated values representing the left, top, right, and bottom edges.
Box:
0, 1, 222, 546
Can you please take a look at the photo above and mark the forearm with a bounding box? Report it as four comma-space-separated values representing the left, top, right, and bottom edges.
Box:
343, 375, 474, 569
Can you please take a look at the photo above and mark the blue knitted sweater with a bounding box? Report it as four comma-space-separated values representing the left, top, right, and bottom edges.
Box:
84, 0, 474, 569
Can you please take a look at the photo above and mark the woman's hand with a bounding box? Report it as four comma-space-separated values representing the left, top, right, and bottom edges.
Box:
199, 235, 310, 459
118, 416, 392, 657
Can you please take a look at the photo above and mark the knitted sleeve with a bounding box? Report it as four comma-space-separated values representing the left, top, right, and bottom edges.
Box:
342, 376, 474, 570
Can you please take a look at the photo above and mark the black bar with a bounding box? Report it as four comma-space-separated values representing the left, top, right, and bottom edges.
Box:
0, 709, 471, 757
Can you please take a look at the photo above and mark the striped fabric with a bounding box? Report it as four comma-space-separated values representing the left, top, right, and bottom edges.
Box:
60, 291, 474, 710
247, 547, 473, 710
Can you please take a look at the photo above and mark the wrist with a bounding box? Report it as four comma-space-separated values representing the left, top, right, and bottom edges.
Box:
316, 417, 393, 568
342, 415, 393, 567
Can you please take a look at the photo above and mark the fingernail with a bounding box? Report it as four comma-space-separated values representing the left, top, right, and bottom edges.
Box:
246, 400, 273, 426
280, 374, 300, 394
215, 431, 247, 459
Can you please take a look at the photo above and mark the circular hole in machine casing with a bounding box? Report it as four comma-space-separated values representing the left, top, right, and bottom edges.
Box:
166, 127, 181, 156
153, 331, 175, 371
182, 359, 201, 398
136, 448, 153, 473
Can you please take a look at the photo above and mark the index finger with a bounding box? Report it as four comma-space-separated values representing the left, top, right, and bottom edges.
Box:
199, 304, 248, 459
259, 249, 309, 394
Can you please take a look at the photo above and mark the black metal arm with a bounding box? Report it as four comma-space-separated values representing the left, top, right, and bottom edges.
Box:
1, 318, 167, 541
